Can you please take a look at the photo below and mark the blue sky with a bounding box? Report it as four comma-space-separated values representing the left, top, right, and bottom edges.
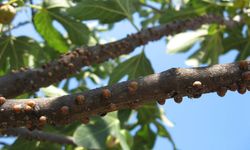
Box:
3, 4, 250, 150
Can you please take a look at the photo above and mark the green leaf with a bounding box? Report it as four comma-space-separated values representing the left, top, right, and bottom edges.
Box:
36, 44, 61, 63
15, 0, 25, 6
41, 85, 68, 97
73, 117, 110, 149
5, 138, 61, 150
73, 113, 129, 150
135, 103, 175, 150
115, 128, 131, 150
115, 0, 134, 17
0, 36, 41, 73
89, 60, 118, 80
49, 10, 90, 46
203, 0, 234, 7
185, 48, 206, 67
236, 41, 250, 60
159, 5, 209, 24
120, 129, 134, 147
233, 0, 249, 8
186, 31, 224, 66
43, 122, 81, 135
137, 103, 161, 124
64, 145, 75, 150
166, 29, 207, 54
67, 0, 135, 23
109, 51, 154, 84
159, 108, 174, 128
118, 109, 132, 126
222, 26, 247, 54
154, 121, 177, 150
34, 9, 69, 53
43, 0, 71, 9
132, 124, 157, 150
84, 71, 101, 84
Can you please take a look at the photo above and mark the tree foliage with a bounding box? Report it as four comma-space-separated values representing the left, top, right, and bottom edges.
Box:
0, 0, 249, 149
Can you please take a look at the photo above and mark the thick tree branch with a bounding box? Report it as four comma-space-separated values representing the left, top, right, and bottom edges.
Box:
1, 128, 76, 146
0, 61, 248, 129
0, 14, 236, 98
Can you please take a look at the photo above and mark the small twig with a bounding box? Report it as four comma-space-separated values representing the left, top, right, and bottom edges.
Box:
12, 21, 30, 30
29, 0, 35, 20
1, 128, 76, 146
138, 2, 163, 13
2, 21, 30, 34
0, 141, 9, 146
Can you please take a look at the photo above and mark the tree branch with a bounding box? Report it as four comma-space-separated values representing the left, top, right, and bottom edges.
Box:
2, 21, 30, 33
0, 61, 248, 129
0, 14, 236, 98
0, 141, 9, 146
137, 2, 163, 13
1, 128, 76, 146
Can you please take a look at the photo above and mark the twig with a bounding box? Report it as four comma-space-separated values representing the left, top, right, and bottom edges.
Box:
138, 2, 163, 13
0, 141, 9, 146
2, 21, 30, 34
1, 128, 76, 146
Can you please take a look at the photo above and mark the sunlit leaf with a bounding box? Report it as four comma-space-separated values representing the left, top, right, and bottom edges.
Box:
34, 9, 69, 52
67, 0, 135, 23
167, 29, 207, 54
49, 10, 90, 46
120, 129, 134, 147
160, 3, 209, 24
73, 113, 129, 150
41, 85, 68, 97
202, 0, 234, 7
43, 0, 72, 9
159, 108, 174, 128
186, 30, 223, 66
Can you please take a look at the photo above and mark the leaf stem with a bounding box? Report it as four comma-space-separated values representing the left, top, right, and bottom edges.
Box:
6, 0, 19, 5
128, 18, 140, 31
26, 4, 42, 10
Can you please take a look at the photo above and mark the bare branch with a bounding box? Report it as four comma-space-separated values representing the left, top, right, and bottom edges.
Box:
0, 14, 236, 98
0, 61, 248, 129
0, 141, 9, 146
1, 128, 76, 146
2, 21, 30, 33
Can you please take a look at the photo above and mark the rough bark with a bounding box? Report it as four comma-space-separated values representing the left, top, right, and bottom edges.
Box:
0, 14, 236, 98
1, 128, 76, 146
0, 61, 248, 129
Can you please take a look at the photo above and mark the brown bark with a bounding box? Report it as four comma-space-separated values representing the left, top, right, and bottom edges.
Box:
0, 14, 235, 98
0, 61, 248, 129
